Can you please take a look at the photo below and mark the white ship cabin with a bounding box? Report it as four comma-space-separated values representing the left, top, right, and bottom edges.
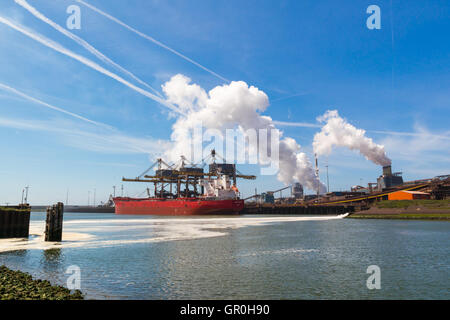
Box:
201, 174, 240, 200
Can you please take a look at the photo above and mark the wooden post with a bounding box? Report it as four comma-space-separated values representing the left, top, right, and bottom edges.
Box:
45, 202, 64, 242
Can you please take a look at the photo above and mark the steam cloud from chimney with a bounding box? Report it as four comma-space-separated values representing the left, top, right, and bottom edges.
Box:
161, 74, 326, 192
313, 110, 391, 166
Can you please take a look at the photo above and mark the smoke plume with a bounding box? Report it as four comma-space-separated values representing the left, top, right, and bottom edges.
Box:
162, 74, 326, 192
313, 110, 391, 166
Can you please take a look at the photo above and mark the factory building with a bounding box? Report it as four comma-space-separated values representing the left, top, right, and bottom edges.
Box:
377, 165, 404, 191
388, 190, 431, 200
292, 183, 304, 199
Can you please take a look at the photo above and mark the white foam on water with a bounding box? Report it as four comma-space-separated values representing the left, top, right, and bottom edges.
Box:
0, 215, 348, 253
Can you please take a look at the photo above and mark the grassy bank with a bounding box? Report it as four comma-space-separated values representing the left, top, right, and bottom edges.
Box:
348, 200, 450, 220
374, 199, 450, 209
0, 266, 83, 300
348, 213, 450, 220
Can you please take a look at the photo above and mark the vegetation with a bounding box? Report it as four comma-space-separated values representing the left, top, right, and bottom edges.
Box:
375, 200, 450, 209
0, 207, 30, 213
348, 213, 450, 220
0, 266, 84, 300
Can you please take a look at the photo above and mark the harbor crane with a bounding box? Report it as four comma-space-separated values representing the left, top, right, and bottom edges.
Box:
122, 150, 256, 198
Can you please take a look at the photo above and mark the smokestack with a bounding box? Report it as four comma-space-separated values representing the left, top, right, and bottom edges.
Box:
383, 165, 392, 176
315, 154, 319, 198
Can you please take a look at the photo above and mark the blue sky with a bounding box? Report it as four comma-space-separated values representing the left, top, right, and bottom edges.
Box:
0, 0, 449, 205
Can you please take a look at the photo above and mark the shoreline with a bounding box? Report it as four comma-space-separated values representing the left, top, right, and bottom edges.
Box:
0, 265, 84, 300
348, 200, 450, 220
348, 213, 450, 220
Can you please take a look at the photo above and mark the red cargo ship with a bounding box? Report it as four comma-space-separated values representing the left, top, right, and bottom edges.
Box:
113, 150, 255, 216
114, 197, 244, 215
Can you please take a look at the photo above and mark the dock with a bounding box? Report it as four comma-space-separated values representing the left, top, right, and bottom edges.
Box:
242, 204, 356, 215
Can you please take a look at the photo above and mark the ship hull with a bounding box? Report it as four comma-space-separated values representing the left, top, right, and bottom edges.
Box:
113, 197, 244, 216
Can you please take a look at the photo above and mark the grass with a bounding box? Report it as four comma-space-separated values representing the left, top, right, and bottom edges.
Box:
375, 200, 450, 209
0, 266, 84, 300
349, 213, 450, 220
0, 207, 30, 213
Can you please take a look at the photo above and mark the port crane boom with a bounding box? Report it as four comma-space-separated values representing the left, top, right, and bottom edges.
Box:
122, 150, 256, 199
244, 185, 291, 201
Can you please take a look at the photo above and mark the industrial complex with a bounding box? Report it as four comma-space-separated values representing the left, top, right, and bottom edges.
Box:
245, 164, 449, 209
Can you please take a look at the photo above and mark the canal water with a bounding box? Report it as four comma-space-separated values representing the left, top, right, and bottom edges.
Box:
0, 212, 448, 299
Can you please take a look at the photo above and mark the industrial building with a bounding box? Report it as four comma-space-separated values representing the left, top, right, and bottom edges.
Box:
292, 183, 304, 199
388, 190, 431, 200
377, 165, 404, 191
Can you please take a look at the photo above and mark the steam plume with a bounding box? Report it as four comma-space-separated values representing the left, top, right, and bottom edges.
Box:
162, 74, 326, 192
313, 110, 391, 166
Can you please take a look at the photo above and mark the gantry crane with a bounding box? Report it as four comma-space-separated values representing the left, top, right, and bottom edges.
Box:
122, 150, 256, 199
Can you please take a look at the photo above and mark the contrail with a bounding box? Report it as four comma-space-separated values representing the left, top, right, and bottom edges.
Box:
0, 82, 109, 128
370, 130, 450, 141
272, 120, 321, 128
273, 120, 450, 141
0, 115, 167, 155
76, 0, 229, 83
0, 16, 184, 115
15, 0, 163, 98
271, 92, 309, 102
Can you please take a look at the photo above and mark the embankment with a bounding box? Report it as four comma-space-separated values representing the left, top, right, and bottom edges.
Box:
348, 200, 450, 220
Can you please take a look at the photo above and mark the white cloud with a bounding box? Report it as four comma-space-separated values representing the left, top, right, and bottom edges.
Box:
161, 74, 326, 192
379, 124, 450, 177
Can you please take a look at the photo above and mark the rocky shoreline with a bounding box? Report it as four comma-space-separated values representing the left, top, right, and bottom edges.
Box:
0, 265, 83, 300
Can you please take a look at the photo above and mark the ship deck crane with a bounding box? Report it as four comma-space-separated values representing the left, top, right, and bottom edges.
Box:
122, 150, 256, 199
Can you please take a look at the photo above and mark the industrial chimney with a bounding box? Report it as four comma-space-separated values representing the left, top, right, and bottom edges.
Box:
378, 164, 403, 191
382, 165, 392, 176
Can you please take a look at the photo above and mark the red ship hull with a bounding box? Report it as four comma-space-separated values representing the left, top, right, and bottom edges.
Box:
113, 197, 244, 215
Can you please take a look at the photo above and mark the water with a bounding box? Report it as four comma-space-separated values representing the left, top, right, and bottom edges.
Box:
0, 212, 448, 299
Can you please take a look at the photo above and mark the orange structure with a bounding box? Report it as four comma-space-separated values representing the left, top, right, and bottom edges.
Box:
388, 190, 431, 200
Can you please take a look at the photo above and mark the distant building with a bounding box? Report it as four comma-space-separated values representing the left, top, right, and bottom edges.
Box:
351, 185, 370, 194
388, 190, 430, 200
257, 192, 275, 204
377, 165, 404, 190
292, 183, 304, 199
304, 194, 318, 201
